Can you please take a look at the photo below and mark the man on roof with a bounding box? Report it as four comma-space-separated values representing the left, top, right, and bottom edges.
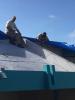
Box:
37, 32, 49, 42
5, 16, 26, 48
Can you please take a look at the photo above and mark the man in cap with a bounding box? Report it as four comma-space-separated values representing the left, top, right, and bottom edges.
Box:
37, 32, 49, 42
5, 16, 26, 48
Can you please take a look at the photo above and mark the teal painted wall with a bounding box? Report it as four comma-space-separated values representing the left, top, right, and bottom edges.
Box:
0, 65, 75, 91
0, 70, 49, 91
51, 72, 75, 89
44, 65, 75, 90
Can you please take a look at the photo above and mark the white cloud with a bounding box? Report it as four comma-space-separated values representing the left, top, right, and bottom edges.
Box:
64, 29, 75, 44
68, 30, 75, 38
48, 14, 56, 19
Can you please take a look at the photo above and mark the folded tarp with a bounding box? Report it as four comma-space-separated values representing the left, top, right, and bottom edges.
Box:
25, 37, 75, 53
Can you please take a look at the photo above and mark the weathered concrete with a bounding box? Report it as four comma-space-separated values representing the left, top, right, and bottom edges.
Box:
0, 39, 75, 71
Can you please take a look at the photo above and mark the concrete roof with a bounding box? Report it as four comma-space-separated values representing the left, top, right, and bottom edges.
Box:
0, 38, 75, 72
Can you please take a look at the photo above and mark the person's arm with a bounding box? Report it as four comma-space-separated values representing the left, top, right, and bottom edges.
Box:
13, 23, 21, 35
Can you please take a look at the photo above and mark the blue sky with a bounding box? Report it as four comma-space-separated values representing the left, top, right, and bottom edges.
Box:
0, 0, 75, 44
